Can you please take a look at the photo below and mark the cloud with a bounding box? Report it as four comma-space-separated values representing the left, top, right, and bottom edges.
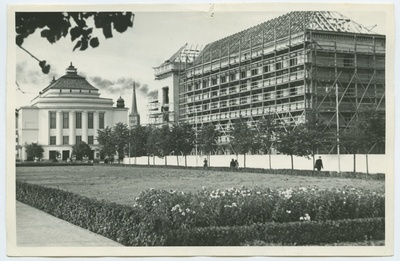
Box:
16, 61, 58, 95
148, 90, 158, 99
16, 61, 56, 86
88, 76, 151, 96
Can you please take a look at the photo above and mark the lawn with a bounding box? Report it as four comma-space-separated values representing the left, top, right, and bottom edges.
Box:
16, 165, 385, 206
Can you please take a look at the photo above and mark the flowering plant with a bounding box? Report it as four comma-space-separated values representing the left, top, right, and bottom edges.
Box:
133, 186, 384, 230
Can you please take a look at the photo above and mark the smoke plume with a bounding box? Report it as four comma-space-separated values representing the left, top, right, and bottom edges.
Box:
89, 76, 150, 96
148, 90, 158, 99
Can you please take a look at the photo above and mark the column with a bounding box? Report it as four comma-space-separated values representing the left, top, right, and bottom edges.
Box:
82, 111, 88, 143
56, 110, 63, 145
69, 111, 75, 145
93, 111, 99, 145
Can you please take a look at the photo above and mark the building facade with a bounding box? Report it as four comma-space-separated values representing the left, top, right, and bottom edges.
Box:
17, 63, 129, 161
178, 11, 385, 154
149, 44, 201, 125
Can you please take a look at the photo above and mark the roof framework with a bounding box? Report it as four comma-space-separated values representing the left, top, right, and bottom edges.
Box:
195, 11, 379, 64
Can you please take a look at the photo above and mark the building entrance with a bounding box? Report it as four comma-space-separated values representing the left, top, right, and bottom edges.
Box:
49, 151, 57, 160
62, 150, 69, 161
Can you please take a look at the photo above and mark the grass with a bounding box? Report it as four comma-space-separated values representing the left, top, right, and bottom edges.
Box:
16, 165, 385, 206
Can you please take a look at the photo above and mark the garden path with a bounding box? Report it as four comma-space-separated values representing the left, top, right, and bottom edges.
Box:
16, 201, 122, 247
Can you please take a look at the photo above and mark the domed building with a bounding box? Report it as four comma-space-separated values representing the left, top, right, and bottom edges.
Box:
17, 63, 129, 161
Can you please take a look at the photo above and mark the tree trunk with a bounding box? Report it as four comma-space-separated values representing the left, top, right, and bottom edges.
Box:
244, 153, 246, 168
366, 153, 369, 174
353, 153, 356, 173
147, 155, 150, 165
165, 156, 167, 166
176, 154, 179, 166
290, 155, 294, 170
153, 155, 155, 165
268, 151, 272, 169
185, 155, 187, 167
134, 156, 137, 165
312, 153, 315, 175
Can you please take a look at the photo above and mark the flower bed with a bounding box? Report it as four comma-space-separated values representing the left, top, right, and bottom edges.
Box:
134, 186, 384, 228
16, 181, 385, 246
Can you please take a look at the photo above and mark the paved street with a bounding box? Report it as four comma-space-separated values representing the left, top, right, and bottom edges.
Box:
16, 201, 122, 247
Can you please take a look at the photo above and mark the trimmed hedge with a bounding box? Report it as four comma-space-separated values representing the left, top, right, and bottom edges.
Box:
16, 181, 143, 245
16, 181, 385, 246
110, 164, 385, 180
166, 218, 385, 246
16, 162, 93, 167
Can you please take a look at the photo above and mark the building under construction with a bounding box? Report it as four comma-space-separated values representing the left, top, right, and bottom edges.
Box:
176, 11, 385, 154
149, 44, 201, 125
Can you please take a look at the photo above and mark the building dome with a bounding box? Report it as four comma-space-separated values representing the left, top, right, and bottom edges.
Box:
39, 63, 98, 94
116, 96, 125, 108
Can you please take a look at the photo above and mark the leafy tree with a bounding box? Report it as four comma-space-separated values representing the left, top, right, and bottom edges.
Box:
158, 124, 173, 166
358, 108, 385, 174
16, 12, 134, 73
145, 126, 160, 165
25, 143, 44, 161
96, 127, 116, 159
231, 119, 254, 168
113, 122, 129, 163
128, 125, 147, 160
276, 124, 311, 170
302, 110, 327, 171
341, 126, 365, 173
256, 114, 276, 169
197, 123, 221, 166
341, 108, 385, 174
72, 141, 92, 161
171, 122, 196, 167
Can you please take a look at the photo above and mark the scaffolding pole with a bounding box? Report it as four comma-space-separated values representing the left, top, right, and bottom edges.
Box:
335, 83, 341, 173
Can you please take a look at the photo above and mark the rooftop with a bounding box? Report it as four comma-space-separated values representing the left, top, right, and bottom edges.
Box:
40, 63, 98, 94
195, 11, 383, 64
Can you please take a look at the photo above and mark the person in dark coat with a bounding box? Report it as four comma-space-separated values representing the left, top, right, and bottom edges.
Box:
230, 159, 235, 169
314, 156, 323, 171
203, 158, 208, 168
234, 159, 239, 169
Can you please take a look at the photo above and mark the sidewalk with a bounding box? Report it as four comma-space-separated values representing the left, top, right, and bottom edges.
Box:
16, 201, 122, 247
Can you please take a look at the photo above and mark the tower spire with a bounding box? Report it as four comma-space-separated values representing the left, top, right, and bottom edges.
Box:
131, 82, 138, 115
129, 81, 140, 126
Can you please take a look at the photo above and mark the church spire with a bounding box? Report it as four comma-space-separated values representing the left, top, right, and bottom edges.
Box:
129, 82, 140, 126
131, 82, 138, 115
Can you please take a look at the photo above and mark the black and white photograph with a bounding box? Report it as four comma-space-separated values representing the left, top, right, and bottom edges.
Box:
5, 2, 396, 257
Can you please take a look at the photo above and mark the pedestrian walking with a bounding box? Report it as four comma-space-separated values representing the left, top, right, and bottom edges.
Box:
230, 159, 235, 169
314, 156, 324, 171
235, 159, 239, 169
203, 158, 208, 168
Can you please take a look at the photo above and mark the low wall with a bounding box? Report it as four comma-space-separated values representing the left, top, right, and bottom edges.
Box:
123, 154, 387, 174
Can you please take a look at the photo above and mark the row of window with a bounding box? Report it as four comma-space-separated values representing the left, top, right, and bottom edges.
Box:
190, 49, 305, 76
49, 135, 95, 145
49, 112, 105, 129
186, 85, 305, 105
187, 59, 303, 91
186, 102, 306, 124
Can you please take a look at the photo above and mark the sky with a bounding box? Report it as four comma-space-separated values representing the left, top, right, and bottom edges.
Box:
14, 8, 387, 124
